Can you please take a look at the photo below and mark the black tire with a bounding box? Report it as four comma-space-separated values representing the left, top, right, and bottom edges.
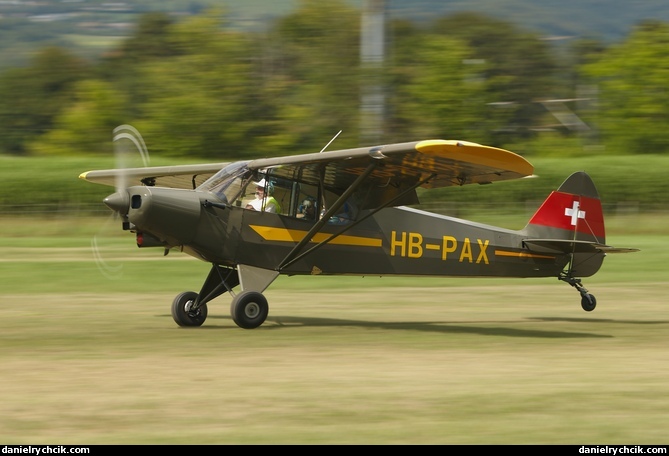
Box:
581, 293, 597, 312
230, 291, 268, 329
172, 291, 208, 327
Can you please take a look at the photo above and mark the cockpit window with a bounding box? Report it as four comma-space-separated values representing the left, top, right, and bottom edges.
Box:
198, 162, 359, 223
197, 161, 252, 205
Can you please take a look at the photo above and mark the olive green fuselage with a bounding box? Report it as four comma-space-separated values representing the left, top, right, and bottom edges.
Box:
125, 186, 578, 280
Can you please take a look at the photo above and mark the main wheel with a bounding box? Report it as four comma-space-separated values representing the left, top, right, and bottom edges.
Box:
581, 293, 597, 312
230, 291, 268, 329
172, 291, 208, 327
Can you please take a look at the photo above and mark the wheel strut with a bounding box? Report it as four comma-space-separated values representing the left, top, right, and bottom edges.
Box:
191, 264, 239, 312
559, 273, 587, 297
558, 272, 597, 312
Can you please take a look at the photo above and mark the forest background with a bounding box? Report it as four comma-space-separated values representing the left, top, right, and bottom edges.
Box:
1, 0, 668, 215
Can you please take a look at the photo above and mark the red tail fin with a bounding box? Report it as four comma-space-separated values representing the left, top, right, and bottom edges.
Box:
525, 172, 606, 244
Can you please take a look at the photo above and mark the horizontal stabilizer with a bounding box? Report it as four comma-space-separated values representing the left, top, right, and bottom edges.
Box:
595, 245, 640, 253
524, 239, 640, 254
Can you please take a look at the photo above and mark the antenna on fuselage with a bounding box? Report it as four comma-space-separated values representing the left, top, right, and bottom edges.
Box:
319, 130, 342, 153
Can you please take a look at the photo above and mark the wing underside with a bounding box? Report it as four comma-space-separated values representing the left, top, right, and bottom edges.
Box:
250, 139, 534, 191
79, 162, 231, 189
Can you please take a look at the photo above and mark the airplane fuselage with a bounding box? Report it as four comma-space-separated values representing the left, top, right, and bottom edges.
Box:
126, 185, 569, 280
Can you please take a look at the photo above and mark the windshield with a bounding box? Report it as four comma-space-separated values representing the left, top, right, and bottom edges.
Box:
197, 161, 252, 205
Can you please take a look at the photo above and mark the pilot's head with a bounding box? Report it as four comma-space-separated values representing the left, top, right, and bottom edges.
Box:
254, 178, 274, 196
299, 198, 316, 219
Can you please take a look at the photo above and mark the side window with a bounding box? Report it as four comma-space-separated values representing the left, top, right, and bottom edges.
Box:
241, 174, 292, 215
271, 181, 291, 215
289, 182, 358, 224
322, 188, 358, 224
295, 183, 319, 221
234, 170, 357, 223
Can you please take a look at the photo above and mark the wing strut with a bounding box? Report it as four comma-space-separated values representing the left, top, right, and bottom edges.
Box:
277, 160, 380, 270
278, 172, 437, 271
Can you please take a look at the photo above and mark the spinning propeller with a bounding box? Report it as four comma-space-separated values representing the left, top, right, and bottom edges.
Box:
91, 125, 150, 279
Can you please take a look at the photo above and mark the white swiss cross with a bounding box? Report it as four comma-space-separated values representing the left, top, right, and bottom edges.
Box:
565, 200, 586, 226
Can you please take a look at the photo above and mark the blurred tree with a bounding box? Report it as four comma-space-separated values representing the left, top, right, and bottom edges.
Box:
263, 0, 362, 152
33, 4, 363, 159
117, 12, 183, 60
581, 20, 669, 154
126, 11, 272, 159
429, 13, 560, 146
11, 5, 669, 161
26, 10, 259, 159
28, 79, 128, 156
387, 30, 486, 141
9, 12, 181, 157
568, 38, 608, 68
556, 37, 607, 103
0, 47, 89, 155
95, 11, 181, 118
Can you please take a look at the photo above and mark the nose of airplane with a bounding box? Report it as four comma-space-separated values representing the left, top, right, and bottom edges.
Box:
126, 186, 202, 245
103, 191, 129, 215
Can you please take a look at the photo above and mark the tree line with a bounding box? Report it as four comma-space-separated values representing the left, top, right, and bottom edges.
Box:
1, 1, 668, 160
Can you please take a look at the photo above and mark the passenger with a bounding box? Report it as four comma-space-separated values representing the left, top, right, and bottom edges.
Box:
297, 197, 317, 220
246, 178, 281, 213
327, 201, 354, 225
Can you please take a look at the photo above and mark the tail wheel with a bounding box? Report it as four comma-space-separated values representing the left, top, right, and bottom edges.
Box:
172, 291, 208, 327
230, 291, 269, 329
581, 293, 597, 312
559, 273, 597, 312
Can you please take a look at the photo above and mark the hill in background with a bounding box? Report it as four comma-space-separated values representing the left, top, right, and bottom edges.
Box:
389, 0, 669, 41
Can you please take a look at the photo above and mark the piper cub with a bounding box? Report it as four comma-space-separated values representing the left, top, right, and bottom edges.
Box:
80, 127, 638, 329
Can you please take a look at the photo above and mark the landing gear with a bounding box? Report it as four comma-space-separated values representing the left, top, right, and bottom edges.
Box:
171, 291, 208, 326
230, 291, 269, 329
170, 264, 275, 329
559, 273, 597, 312
171, 264, 238, 328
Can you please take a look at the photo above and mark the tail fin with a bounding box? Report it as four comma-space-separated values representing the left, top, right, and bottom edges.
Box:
525, 171, 605, 244
523, 172, 609, 277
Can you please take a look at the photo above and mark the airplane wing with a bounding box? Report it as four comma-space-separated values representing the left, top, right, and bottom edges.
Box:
250, 139, 533, 191
79, 162, 231, 189
79, 139, 532, 206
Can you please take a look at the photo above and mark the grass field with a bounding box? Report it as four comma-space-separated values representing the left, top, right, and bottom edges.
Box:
0, 215, 667, 444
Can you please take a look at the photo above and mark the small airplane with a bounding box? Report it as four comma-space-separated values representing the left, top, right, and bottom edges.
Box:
80, 126, 638, 329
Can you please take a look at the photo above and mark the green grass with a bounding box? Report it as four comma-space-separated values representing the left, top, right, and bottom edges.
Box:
0, 217, 667, 444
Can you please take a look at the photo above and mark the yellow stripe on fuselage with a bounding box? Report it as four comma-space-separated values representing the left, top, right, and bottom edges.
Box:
250, 225, 383, 247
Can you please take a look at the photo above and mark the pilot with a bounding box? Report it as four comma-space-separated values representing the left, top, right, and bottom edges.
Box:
246, 178, 281, 213
297, 197, 317, 220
